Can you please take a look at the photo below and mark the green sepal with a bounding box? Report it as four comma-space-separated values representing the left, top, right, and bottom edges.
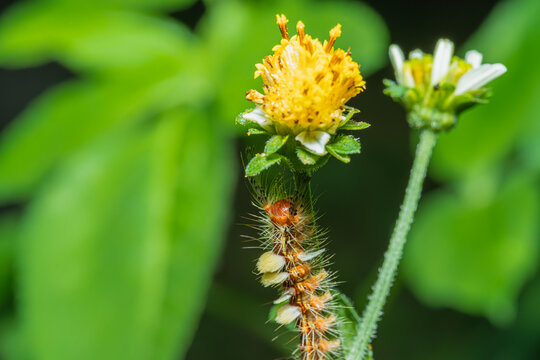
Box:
339, 106, 361, 128
264, 135, 289, 155
326, 147, 351, 163
245, 153, 283, 177
247, 128, 267, 136
235, 111, 250, 126
296, 147, 320, 165
332, 291, 362, 355
340, 121, 371, 131
383, 79, 408, 101
327, 135, 361, 155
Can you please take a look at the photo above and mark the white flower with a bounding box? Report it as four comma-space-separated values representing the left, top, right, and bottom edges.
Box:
295, 130, 331, 156
454, 63, 507, 95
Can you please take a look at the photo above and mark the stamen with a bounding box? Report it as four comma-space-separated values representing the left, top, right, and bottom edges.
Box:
296, 21, 305, 44
276, 14, 289, 40
325, 24, 342, 52
246, 89, 264, 104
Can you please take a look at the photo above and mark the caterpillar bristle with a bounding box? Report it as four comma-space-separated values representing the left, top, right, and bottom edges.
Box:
246, 177, 342, 360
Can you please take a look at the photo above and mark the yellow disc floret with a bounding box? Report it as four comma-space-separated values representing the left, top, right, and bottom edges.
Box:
246, 14, 365, 135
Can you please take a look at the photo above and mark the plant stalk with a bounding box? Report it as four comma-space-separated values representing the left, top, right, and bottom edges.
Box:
346, 129, 438, 360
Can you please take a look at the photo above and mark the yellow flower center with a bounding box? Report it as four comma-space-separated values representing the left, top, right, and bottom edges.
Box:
403, 55, 472, 96
246, 14, 365, 135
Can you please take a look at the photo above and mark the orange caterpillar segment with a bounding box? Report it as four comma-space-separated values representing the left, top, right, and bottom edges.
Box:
264, 199, 300, 227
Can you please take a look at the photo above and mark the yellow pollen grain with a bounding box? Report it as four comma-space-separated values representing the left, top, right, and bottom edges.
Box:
246, 15, 365, 135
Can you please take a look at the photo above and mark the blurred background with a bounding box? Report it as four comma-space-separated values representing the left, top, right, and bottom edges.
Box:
0, 0, 539, 359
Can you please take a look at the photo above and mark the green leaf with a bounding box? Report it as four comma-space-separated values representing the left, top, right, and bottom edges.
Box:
327, 136, 361, 155
245, 153, 283, 177
296, 148, 320, 165
326, 147, 351, 164
0, 2, 194, 74
340, 122, 371, 131
17, 111, 233, 359
333, 291, 361, 354
403, 173, 540, 325
247, 128, 267, 136
264, 135, 289, 155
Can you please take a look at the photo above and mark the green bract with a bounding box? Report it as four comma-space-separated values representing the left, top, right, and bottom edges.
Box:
237, 106, 369, 176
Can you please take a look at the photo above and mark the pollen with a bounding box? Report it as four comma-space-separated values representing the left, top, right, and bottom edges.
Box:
247, 14, 365, 135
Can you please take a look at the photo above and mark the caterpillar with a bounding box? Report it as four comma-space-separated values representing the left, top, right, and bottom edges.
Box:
248, 179, 340, 360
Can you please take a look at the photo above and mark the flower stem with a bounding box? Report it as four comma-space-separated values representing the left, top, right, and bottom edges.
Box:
346, 129, 438, 360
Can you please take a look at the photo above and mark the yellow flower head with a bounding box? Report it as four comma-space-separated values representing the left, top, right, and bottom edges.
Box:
246, 14, 365, 136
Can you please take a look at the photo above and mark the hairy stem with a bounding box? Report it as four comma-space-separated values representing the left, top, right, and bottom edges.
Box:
346, 129, 438, 360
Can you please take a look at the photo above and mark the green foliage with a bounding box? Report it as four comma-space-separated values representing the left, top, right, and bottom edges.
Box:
264, 135, 289, 155
333, 292, 362, 354
245, 153, 284, 177
404, 173, 539, 325
404, 0, 540, 326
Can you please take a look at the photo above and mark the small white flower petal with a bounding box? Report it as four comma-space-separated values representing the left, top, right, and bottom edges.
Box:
403, 66, 415, 88
389, 44, 405, 85
431, 38, 454, 86
454, 63, 507, 95
295, 131, 331, 156
276, 304, 301, 325
242, 107, 272, 127
409, 49, 424, 59
465, 50, 483, 68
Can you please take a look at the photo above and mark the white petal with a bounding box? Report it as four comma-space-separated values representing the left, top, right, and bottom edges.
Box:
454, 63, 507, 95
403, 66, 415, 88
430, 38, 454, 86
409, 49, 424, 59
295, 131, 331, 156
465, 50, 483, 68
242, 107, 272, 127
389, 44, 405, 85
276, 304, 301, 325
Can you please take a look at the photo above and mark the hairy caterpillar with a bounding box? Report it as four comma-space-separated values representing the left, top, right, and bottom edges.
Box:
248, 179, 340, 360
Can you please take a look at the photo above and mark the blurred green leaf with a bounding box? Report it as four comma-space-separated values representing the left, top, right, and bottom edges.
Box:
16, 111, 233, 359
333, 291, 361, 354
0, 215, 17, 309
430, 0, 540, 181
0, 73, 208, 203
199, 0, 389, 124
404, 173, 540, 325
0, 2, 196, 74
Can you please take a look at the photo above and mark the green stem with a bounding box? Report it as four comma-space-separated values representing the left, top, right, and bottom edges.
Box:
346, 129, 438, 360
